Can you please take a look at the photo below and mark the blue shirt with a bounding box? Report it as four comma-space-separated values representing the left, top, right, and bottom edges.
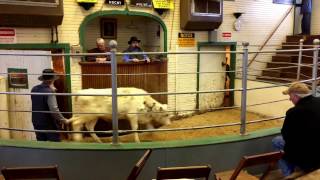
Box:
123, 46, 149, 62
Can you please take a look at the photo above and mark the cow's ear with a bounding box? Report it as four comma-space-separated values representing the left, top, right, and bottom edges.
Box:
144, 101, 154, 109
143, 100, 150, 107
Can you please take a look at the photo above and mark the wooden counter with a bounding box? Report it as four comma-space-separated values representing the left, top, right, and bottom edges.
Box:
79, 61, 167, 104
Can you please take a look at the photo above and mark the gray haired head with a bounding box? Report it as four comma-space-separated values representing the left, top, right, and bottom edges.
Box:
109, 40, 118, 49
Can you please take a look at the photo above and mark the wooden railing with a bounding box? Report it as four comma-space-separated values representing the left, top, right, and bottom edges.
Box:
79, 61, 168, 104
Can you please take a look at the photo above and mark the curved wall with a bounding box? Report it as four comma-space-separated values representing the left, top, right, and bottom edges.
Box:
0, 128, 280, 180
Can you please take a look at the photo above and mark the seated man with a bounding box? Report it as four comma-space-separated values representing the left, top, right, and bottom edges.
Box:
123, 36, 150, 63
86, 38, 111, 63
272, 82, 320, 177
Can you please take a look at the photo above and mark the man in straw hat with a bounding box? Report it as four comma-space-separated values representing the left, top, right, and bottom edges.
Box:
123, 36, 150, 63
272, 82, 320, 177
31, 68, 67, 141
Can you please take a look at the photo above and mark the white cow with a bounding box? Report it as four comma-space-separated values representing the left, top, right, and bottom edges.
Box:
67, 87, 171, 143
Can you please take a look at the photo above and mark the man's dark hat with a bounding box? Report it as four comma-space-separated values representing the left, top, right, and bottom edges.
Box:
128, 36, 141, 44
38, 68, 59, 81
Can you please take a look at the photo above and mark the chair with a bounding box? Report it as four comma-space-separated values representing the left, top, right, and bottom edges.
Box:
156, 165, 212, 180
1, 165, 61, 180
217, 151, 284, 180
127, 149, 152, 180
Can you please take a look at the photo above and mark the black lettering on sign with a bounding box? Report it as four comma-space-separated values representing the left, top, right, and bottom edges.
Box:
178, 33, 195, 38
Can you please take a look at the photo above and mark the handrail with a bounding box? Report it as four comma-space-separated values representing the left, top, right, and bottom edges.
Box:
248, 6, 294, 66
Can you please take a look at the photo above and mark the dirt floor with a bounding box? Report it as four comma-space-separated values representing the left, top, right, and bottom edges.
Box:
79, 109, 283, 143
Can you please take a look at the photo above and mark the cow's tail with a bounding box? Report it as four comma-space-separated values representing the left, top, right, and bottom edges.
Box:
64, 116, 81, 124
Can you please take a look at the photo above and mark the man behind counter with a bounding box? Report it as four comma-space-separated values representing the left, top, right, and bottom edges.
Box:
123, 36, 150, 63
86, 38, 111, 63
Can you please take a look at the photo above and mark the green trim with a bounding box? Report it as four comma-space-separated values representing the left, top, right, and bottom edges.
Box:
196, 42, 237, 109
0, 43, 72, 112
0, 128, 280, 150
79, 10, 168, 52
63, 46, 72, 113
0, 43, 69, 49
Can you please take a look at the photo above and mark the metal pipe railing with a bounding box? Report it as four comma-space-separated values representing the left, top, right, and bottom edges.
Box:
110, 40, 119, 145
1, 42, 319, 143
297, 39, 304, 80
240, 42, 249, 135
312, 39, 320, 96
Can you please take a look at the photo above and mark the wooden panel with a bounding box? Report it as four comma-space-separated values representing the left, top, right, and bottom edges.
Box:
79, 61, 167, 104
0, 77, 10, 139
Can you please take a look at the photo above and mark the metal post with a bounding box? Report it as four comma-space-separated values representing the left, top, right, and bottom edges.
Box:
297, 39, 304, 80
240, 42, 249, 135
110, 40, 119, 145
312, 39, 320, 96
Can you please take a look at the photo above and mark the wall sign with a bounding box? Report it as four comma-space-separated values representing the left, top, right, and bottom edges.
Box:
152, 0, 174, 9
0, 28, 16, 44
7, 68, 28, 89
221, 32, 232, 41
106, 0, 124, 6
130, 0, 152, 7
178, 32, 195, 47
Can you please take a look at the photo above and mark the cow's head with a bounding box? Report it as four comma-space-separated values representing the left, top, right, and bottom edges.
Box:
150, 103, 171, 127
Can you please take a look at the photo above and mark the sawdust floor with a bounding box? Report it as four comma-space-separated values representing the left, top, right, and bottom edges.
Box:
82, 109, 283, 143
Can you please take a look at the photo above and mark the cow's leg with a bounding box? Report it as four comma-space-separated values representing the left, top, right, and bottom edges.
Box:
85, 120, 102, 143
72, 122, 83, 142
127, 115, 140, 142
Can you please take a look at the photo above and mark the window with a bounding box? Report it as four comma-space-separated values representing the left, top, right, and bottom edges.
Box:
192, 0, 221, 16
0, 0, 59, 7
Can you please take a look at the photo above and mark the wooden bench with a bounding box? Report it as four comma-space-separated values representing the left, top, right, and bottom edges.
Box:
156, 165, 212, 180
127, 149, 152, 180
217, 151, 284, 180
1, 165, 61, 180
